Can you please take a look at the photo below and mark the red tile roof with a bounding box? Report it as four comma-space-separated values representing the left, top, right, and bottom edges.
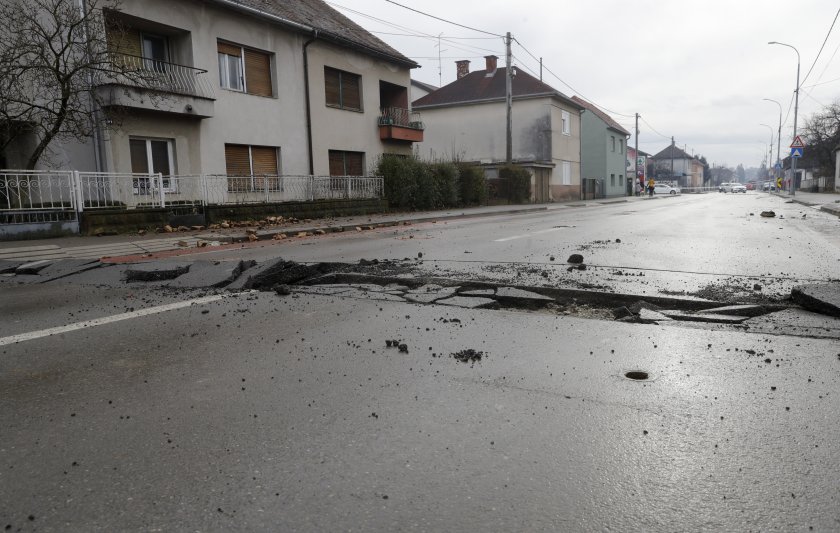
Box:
412, 67, 582, 109
570, 96, 630, 136
211, 0, 417, 67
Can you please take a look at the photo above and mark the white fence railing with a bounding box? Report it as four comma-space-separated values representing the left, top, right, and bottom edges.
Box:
1, 170, 384, 224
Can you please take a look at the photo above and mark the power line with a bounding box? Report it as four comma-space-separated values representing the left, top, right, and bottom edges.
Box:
383, 0, 504, 38
369, 31, 497, 40
639, 116, 671, 141
801, 6, 840, 86
511, 37, 635, 118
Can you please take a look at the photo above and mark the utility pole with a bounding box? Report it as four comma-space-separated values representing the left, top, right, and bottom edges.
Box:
670, 136, 675, 182
539, 57, 543, 82
634, 113, 640, 195
505, 31, 513, 164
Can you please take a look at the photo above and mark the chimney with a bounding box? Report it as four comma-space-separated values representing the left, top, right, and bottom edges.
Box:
484, 55, 498, 76
456, 60, 470, 79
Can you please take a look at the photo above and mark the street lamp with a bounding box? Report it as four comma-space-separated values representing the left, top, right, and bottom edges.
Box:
768, 41, 800, 196
760, 123, 774, 175
763, 98, 782, 178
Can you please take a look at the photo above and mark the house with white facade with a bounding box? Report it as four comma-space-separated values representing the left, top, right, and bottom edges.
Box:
650, 142, 705, 189
2, 0, 421, 209
412, 56, 584, 203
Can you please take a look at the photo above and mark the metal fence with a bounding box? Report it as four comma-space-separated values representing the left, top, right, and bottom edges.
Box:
1, 170, 384, 224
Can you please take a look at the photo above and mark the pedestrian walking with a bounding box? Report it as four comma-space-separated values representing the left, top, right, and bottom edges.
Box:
647, 178, 655, 197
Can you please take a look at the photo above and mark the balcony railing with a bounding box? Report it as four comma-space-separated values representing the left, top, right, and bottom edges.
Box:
104, 53, 215, 100
378, 107, 424, 130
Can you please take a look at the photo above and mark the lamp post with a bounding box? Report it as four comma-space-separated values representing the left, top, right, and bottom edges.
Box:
768, 41, 800, 196
763, 98, 783, 179
760, 123, 774, 178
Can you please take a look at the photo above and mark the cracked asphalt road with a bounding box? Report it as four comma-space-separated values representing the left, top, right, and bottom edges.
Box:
2, 192, 840, 531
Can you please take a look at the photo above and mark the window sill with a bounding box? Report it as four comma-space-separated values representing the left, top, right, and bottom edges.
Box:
326, 104, 364, 113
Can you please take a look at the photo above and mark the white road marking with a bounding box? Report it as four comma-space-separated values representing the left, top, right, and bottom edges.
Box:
493, 227, 565, 242
0, 294, 227, 347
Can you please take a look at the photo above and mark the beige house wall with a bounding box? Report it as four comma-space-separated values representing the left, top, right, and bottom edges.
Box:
25, 0, 414, 177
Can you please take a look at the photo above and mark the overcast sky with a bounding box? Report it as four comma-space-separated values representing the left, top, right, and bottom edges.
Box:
333, 0, 840, 168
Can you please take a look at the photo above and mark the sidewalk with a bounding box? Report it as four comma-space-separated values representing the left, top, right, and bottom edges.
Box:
774, 190, 840, 216
0, 194, 672, 263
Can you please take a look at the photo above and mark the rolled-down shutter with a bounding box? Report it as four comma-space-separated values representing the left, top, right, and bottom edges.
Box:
244, 49, 272, 97
345, 152, 364, 176
224, 144, 251, 175
328, 150, 344, 176
251, 146, 278, 175
324, 68, 340, 107
341, 73, 361, 110
217, 41, 241, 57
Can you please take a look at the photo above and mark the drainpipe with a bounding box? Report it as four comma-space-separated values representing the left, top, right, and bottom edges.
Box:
303, 30, 319, 176
78, 0, 106, 173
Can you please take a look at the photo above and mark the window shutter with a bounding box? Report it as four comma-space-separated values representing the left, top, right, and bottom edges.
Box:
324, 68, 340, 107
224, 144, 251, 176
217, 41, 241, 57
244, 49, 272, 97
345, 152, 364, 176
129, 139, 149, 173
251, 146, 278, 175
328, 150, 344, 176
341, 73, 361, 110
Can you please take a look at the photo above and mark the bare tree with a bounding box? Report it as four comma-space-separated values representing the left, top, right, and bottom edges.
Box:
801, 99, 840, 178
0, 0, 149, 170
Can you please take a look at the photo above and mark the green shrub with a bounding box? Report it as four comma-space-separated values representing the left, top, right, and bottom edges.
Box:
458, 164, 488, 205
376, 156, 465, 210
499, 165, 531, 203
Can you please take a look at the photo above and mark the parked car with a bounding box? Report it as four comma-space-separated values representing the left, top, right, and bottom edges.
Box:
654, 183, 680, 195
746, 182, 755, 190
719, 182, 746, 193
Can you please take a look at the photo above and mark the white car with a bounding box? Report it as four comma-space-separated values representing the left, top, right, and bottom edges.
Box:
653, 183, 680, 195
730, 183, 747, 193
719, 182, 747, 193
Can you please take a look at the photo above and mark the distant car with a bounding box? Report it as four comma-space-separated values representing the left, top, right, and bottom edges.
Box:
731, 183, 747, 193
746, 182, 755, 190
718, 182, 732, 192
719, 182, 746, 193
653, 183, 680, 195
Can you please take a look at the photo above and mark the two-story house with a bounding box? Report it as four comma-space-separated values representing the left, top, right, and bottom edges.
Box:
572, 96, 630, 199
412, 56, 584, 202
651, 142, 705, 188
5, 0, 421, 200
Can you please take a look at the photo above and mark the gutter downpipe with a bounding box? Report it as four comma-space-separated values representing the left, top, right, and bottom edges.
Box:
303, 30, 319, 176
78, 0, 105, 173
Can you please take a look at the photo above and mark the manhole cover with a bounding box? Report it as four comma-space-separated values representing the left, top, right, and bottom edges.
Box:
625, 371, 649, 381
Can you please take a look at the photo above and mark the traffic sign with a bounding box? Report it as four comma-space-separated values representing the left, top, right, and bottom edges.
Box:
790, 147, 803, 158
790, 135, 805, 149
774, 162, 782, 170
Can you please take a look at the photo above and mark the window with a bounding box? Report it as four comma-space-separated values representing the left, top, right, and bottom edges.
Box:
610, 174, 615, 187
611, 136, 616, 152
129, 137, 175, 194
224, 144, 279, 192
329, 150, 365, 176
619, 139, 624, 154
561, 161, 571, 185
561, 110, 570, 135
325, 67, 362, 111
142, 34, 168, 72
217, 41, 273, 97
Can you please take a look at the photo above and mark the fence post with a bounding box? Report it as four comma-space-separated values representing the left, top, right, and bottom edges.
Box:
265, 175, 270, 203
201, 174, 209, 206
308, 176, 314, 202
72, 171, 84, 214
158, 172, 166, 208
346, 177, 351, 199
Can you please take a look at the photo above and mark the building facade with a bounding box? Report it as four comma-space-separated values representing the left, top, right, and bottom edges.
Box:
3, 0, 421, 186
572, 96, 630, 198
412, 56, 584, 202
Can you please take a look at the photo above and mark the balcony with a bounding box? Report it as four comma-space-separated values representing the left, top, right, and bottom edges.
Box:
378, 107, 424, 143
96, 53, 215, 118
